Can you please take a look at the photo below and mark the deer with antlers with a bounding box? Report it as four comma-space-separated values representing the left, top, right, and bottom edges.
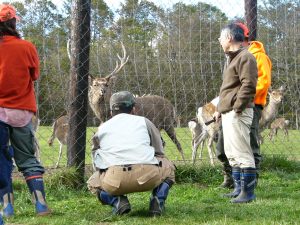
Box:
49, 42, 184, 167
88, 42, 185, 161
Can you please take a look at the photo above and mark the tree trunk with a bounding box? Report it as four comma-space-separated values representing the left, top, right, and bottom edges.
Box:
67, 0, 91, 185
245, 0, 257, 41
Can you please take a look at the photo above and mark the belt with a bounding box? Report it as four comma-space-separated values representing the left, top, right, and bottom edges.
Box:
121, 165, 132, 171
255, 104, 263, 110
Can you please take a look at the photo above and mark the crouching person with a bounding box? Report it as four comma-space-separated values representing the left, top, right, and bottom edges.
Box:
87, 91, 176, 216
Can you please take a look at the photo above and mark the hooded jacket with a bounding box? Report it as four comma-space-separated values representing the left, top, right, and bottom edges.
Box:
248, 41, 272, 106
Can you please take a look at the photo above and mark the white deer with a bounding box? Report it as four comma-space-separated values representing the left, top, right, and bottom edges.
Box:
188, 97, 220, 165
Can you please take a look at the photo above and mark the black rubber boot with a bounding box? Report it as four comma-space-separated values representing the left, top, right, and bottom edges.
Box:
149, 179, 173, 216
223, 167, 241, 198
231, 167, 256, 203
98, 190, 131, 215
25, 173, 51, 216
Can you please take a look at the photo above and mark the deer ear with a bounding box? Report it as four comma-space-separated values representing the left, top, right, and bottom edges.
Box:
279, 85, 285, 92
88, 75, 94, 83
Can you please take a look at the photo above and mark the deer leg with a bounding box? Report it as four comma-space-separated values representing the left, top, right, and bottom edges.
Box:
284, 128, 289, 140
55, 143, 63, 168
207, 138, 215, 166
192, 142, 198, 165
269, 129, 274, 142
164, 127, 185, 162
199, 139, 204, 160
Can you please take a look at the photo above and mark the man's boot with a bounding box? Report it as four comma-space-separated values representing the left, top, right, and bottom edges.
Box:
231, 167, 256, 203
223, 167, 241, 198
219, 170, 234, 188
0, 185, 14, 217
25, 172, 51, 216
149, 179, 173, 216
97, 190, 131, 215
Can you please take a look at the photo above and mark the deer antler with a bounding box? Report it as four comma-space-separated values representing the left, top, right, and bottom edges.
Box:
106, 42, 129, 80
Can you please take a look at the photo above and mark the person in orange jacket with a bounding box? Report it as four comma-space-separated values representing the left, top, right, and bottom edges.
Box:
0, 3, 50, 218
216, 21, 272, 189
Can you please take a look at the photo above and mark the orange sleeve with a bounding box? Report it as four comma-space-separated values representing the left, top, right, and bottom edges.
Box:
29, 43, 40, 81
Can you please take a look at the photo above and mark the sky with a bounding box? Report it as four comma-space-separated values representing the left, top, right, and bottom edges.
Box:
51, 0, 244, 19
102, 0, 244, 18
1, 0, 244, 19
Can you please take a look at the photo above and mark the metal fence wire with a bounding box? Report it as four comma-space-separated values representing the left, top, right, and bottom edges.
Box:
11, 0, 300, 174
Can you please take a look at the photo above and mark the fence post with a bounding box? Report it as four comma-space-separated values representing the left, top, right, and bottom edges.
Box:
245, 0, 257, 41
67, 0, 91, 185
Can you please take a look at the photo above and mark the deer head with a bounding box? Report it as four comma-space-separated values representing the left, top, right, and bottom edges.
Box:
268, 86, 284, 104
88, 42, 129, 121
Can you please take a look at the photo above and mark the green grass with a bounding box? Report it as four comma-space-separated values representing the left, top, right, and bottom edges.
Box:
37, 126, 300, 168
6, 157, 300, 225
6, 126, 299, 224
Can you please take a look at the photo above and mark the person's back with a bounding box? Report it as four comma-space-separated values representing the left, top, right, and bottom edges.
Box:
0, 36, 39, 111
88, 91, 175, 216
94, 113, 158, 169
0, 3, 50, 218
248, 41, 272, 106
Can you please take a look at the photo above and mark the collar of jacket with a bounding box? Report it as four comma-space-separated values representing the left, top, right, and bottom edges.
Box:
225, 46, 245, 59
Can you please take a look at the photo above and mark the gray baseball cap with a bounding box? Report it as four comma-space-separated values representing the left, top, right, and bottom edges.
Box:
110, 91, 136, 110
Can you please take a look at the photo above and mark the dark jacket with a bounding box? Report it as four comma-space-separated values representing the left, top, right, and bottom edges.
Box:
217, 47, 257, 114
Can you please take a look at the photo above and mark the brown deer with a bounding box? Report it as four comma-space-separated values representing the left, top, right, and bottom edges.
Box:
48, 115, 68, 168
259, 86, 285, 128
258, 86, 285, 143
188, 97, 220, 165
268, 117, 289, 142
88, 43, 185, 161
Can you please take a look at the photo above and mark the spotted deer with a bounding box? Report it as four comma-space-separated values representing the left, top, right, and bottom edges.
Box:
188, 97, 220, 166
48, 115, 68, 168
268, 117, 289, 142
88, 43, 185, 161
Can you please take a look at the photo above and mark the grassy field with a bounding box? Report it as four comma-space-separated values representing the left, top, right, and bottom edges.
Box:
5, 157, 300, 225
36, 126, 300, 168
5, 125, 299, 224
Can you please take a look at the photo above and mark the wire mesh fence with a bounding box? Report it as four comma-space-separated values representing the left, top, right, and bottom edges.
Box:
9, 0, 300, 174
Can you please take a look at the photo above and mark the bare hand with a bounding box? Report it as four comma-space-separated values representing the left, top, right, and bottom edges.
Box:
213, 111, 221, 122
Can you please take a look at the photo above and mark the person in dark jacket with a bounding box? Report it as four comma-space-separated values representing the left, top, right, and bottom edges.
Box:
216, 22, 272, 189
214, 23, 258, 203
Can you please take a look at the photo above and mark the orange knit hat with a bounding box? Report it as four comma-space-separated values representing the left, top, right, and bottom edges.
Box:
0, 3, 20, 22
236, 22, 249, 38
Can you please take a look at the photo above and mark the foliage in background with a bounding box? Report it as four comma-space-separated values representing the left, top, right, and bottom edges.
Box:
10, 0, 300, 127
